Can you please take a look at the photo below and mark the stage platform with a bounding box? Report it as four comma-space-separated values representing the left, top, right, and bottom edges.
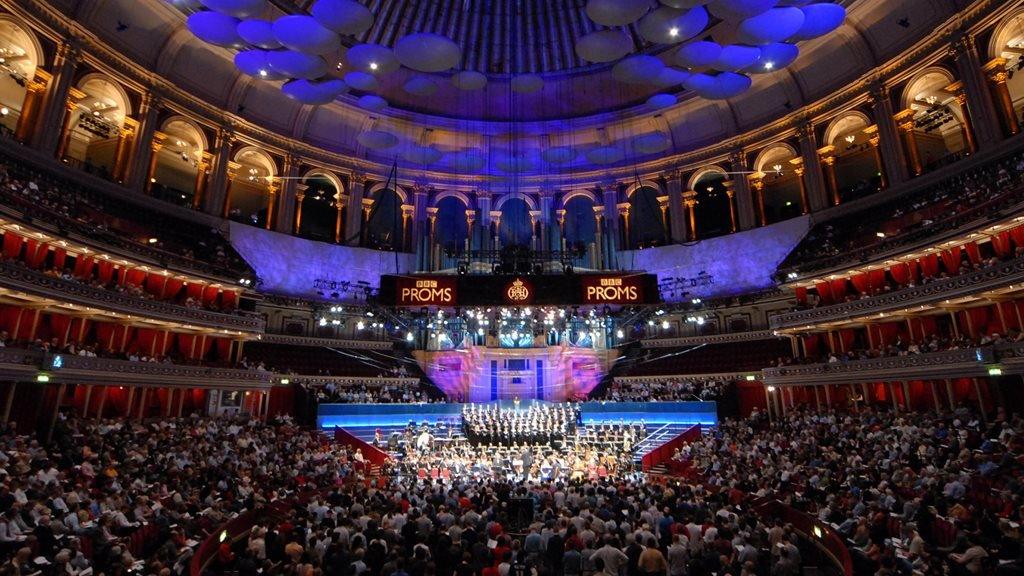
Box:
316, 400, 717, 429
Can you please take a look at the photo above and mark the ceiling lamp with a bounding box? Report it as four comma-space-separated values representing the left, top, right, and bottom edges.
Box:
394, 33, 462, 72
586, 146, 625, 165
187, 11, 245, 48
713, 44, 761, 71
638, 6, 708, 44
613, 55, 666, 84
199, 0, 266, 18
235, 50, 288, 80
311, 0, 374, 36
357, 130, 399, 150
267, 50, 328, 80
511, 74, 544, 94
403, 145, 444, 165
745, 42, 799, 73
272, 15, 340, 55
575, 30, 633, 63
404, 75, 439, 96
343, 71, 379, 91
236, 19, 281, 49
542, 147, 578, 165
356, 94, 388, 111
646, 93, 677, 109
345, 44, 400, 74
633, 132, 672, 154
707, 0, 778, 22
674, 40, 722, 68
281, 78, 348, 105
736, 7, 805, 45
789, 3, 846, 41
585, 0, 651, 27
452, 70, 487, 91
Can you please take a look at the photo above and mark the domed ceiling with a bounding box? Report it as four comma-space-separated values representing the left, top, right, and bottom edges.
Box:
181, 0, 848, 120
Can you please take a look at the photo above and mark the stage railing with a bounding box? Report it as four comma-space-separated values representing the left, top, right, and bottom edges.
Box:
640, 424, 702, 473
332, 427, 391, 467
750, 499, 854, 576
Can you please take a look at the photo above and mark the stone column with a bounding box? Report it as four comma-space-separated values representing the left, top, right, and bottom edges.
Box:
657, 195, 672, 241
863, 126, 888, 189
360, 198, 374, 245
345, 173, 366, 246
401, 204, 415, 252
126, 92, 163, 191
797, 121, 829, 211
204, 126, 235, 215
221, 162, 240, 218
144, 132, 167, 194
33, 41, 80, 154
791, 160, 810, 214
489, 210, 502, 250
264, 181, 278, 230
193, 152, 212, 210
334, 192, 347, 243
616, 203, 631, 250
730, 150, 756, 231
895, 109, 923, 176
601, 187, 619, 268
425, 207, 438, 271
529, 210, 542, 251
55, 87, 86, 160
665, 172, 687, 242
944, 81, 977, 154
868, 83, 910, 185
949, 35, 1002, 149
818, 146, 841, 205
723, 182, 737, 232
539, 191, 555, 251
555, 209, 567, 252
292, 183, 308, 234
274, 154, 301, 234
683, 190, 698, 241
984, 58, 1020, 136
750, 175, 767, 226
592, 206, 605, 270
111, 118, 138, 184
15, 69, 50, 144
465, 210, 477, 252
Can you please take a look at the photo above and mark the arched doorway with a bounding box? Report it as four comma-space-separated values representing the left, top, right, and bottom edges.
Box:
0, 17, 42, 134
628, 185, 666, 249
498, 195, 531, 248
754, 144, 802, 224
563, 194, 596, 252
823, 112, 882, 202
152, 117, 207, 207
228, 147, 277, 227
365, 188, 405, 251
66, 75, 133, 177
435, 195, 469, 254
902, 68, 968, 171
298, 174, 340, 242
690, 168, 732, 239
989, 11, 1024, 118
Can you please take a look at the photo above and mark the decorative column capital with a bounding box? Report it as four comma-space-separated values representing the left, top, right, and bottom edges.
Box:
150, 131, 167, 153
682, 190, 698, 207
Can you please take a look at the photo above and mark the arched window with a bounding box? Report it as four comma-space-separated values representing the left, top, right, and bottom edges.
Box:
152, 117, 207, 207
499, 197, 531, 247
824, 112, 881, 201
692, 173, 731, 239
563, 195, 596, 250
629, 186, 665, 248
365, 188, 404, 251
435, 196, 469, 252
0, 18, 42, 134
299, 176, 339, 242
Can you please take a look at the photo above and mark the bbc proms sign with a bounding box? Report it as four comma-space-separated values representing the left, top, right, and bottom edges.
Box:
380, 273, 657, 307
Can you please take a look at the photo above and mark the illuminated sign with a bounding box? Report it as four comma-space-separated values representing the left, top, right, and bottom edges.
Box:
581, 275, 644, 304
506, 278, 531, 303
395, 277, 456, 306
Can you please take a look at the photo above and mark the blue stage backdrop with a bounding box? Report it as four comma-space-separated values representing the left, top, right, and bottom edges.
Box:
317, 400, 718, 429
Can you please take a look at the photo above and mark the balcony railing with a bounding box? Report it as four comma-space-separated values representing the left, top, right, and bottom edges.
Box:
643, 330, 780, 348
0, 260, 264, 333
258, 333, 392, 349
0, 348, 274, 388
770, 255, 1024, 331
762, 347, 994, 385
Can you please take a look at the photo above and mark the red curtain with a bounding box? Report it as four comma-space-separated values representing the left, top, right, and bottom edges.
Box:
815, 281, 833, 304
2, 231, 22, 260
889, 264, 909, 287
214, 338, 233, 363
795, 287, 808, 306
47, 313, 73, 347
940, 247, 962, 273
197, 335, 214, 361
164, 279, 185, 302
176, 334, 198, 359
266, 386, 295, 419
202, 286, 221, 307
52, 248, 66, 272
1011, 225, 1024, 249
124, 269, 147, 287
68, 318, 92, 344
965, 242, 981, 264
803, 334, 822, 358
868, 269, 886, 291
73, 255, 94, 279
145, 274, 168, 298
221, 290, 238, 309
993, 231, 1012, 257
186, 283, 205, 302
851, 273, 870, 294
15, 309, 38, 341
920, 254, 940, 277
23, 240, 46, 269
132, 329, 160, 356
837, 329, 856, 352
96, 261, 115, 285
830, 279, 847, 301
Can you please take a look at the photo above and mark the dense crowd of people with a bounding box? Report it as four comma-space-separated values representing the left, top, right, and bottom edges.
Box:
780, 150, 1024, 276
597, 378, 728, 402
676, 405, 1023, 575
462, 403, 580, 447
312, 379, 443, 404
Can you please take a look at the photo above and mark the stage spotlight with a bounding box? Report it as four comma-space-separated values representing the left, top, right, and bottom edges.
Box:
458, 264, 467, 275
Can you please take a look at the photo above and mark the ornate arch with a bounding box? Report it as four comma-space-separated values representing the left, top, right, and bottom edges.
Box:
559, 189, 598, 209
823, 110, 872, 146
233, 145, 277, 176
624, 179, 663, 198
493, 192, 538, 211
988, 10, 1024, 60
899, 66, 956, 112
159, 115, 209, 153
0, 15, 43, 71
302, 168, 344, 194
364, 182, 409, 204
76, 72, 134, 121
753, 143, 799, 173
686, 166, 728, 191
432, 190, 472, 208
